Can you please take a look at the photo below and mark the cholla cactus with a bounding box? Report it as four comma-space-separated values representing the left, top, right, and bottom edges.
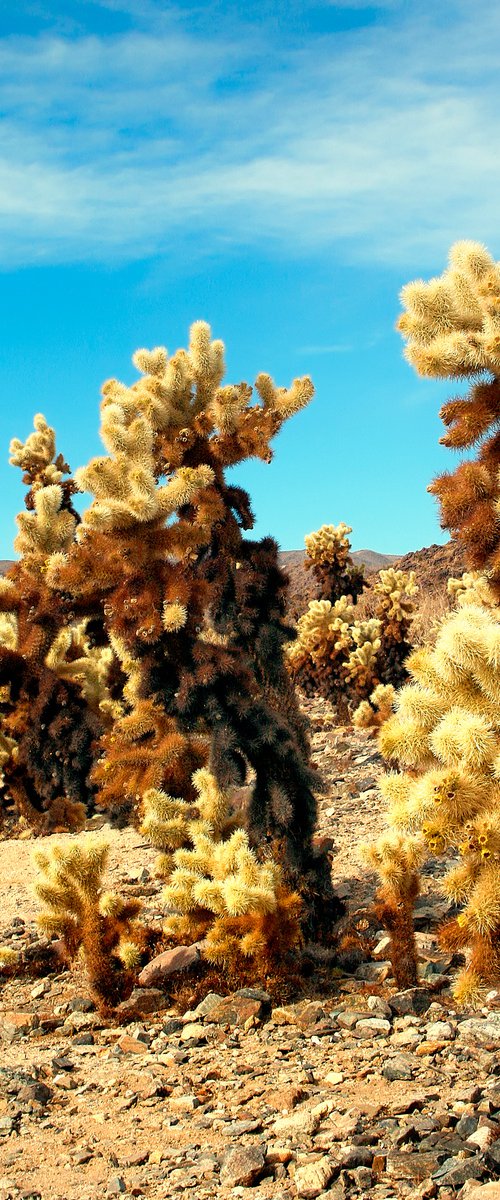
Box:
158, 768, 303, 976
353, 683, 396, 730
371, 593, 500, 1001
44, 322, 325, 890
289, 525, 417, 723
33, 835, 146, 1009
304, 523, 366, 604
0, 420, 103, 830
447, 571, 497, 610
398, 241, 500, 599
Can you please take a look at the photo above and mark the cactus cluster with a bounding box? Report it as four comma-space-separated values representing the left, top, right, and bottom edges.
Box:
368, 586, 500, 1001
33, 835, 150, 1009
288, 525, 417, 723
143, 767, 302, 977
0, 424, 103, 831
1, 321, 345, 1003
398, 240, 500, 599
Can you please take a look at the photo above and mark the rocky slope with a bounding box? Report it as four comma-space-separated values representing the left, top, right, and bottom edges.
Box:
1, 700, 499, 1200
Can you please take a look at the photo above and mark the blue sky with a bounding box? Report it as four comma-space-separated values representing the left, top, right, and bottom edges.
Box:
1, 0, 498, 558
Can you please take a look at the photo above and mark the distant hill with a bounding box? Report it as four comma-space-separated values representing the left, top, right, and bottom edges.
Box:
395, 540, 466, 594
0, 541, 469, 626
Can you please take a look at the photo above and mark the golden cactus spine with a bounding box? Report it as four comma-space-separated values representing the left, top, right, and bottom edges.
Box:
398, 240, 500, 599
146, 767, 303, 979
33, 835, 148, 1009
370, 585, 500, 1002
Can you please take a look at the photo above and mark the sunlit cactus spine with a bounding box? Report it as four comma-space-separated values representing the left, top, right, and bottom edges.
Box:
155, 768, 303, 979
289, 522, 417, 723
0, 420, 104, 831
398, 240, 500, 599
304, 523, 366, 604
33, 835, 150, 1010
370, 584, 500, 1002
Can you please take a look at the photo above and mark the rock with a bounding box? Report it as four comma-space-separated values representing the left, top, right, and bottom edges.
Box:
67, 995, 95, 1012
235, 987, 272, 1013
117, 1035, 149, 1055
483, 1141, 500, 1172
386, 1151, 443, 1181
115, 987, 166, 1019
458, 1014, 500, 1045
294, 1157, 335, 1198
137, 944, 201, 987
193, 992, 225, 1019
355, 961, 392, 982
382, 1054, 415, 1081
107, 1177, 126, 1195
455, 1116, 479, 1139
468, 1126, 494, 1152
432, 1156, 484, 1186
425, 1021, 454, 1040
180, 1022, 206, 1044
367, 995, 392, 1019
219, 1145, 265, 1187
373, 935, 392, 960
0, 1012, 36, 1042
372, 1153, 387, 1173
272, 1101, 330, 1139
162, 1018, 183, 1034
18, 1080, 53, 1106
355, 1017, 391, 1036
296, 1002, 329, 1030
324, 1071, 344, 1087
266, 1084, 308, 1112
208, 994, 265, 1026
415, 1041, 447, 1057
458, 1186, 500, 1200
390, 989, 433, 1016
338, 1146, 374, 1169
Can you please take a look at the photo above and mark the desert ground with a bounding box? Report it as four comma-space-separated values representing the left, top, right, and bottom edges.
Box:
1, 694, 499, 1200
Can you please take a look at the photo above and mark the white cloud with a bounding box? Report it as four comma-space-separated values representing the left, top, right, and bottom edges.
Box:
0, 2, 499, 269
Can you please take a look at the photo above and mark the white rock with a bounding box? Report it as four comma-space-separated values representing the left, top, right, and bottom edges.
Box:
425, 1020, 454, 1040
294, 1156, 335, 1198
355, 1018, 391, 1036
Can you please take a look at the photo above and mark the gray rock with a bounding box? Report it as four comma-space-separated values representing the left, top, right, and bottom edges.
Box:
106, 1177, 126, 1195
193, 992, 225, 1019
219, 1144, 265, 1187
432, 1155, 484, 1187
383, 1054, 415, 1081
338, 1146, 374, 1169
115, 987, 166, 1019
390, 989, 433, 1016
458, 1014, 500, 1045
455, 1115, 479, 1139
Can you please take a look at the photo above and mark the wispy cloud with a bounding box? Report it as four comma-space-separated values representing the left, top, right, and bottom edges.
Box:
0, 1, 499, 269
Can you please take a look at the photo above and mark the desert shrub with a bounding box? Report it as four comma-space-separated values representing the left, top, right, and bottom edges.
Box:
398, 239, 500, 599
33, 834, 151, 1010
367, 582, 500, 1002
288, 524, 417, 723
2, 321, 343, 1003
0, 419, 106, 831
145, 767, 303, 979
